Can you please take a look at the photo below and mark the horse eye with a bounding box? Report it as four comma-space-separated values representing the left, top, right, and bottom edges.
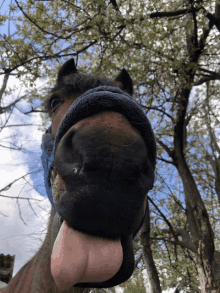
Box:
50, 95, 62, 110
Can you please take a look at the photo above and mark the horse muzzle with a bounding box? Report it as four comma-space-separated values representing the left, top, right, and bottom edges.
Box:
53, 111, 151, 239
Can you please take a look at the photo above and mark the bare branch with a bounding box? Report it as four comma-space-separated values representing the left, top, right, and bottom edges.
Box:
0, 172, 40, 193
0, 124, 42, 129
150, 9, 189, 19
0, 194, 42, 202
157, 156, 175, 165
0, 73, 9, 103
150, 8, 200, 19
194, 68, 220, 86
23, 107, 46, 115
156, 138, 175, 161
148, 196, 178, 242
0, 143, 22, 151
162, 228, 197, 254
0, 94, 27, 114
204, 10, 220, 32
141, 104, 173, 121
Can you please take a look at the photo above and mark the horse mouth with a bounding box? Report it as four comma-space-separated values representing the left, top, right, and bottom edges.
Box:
50, 196, 123, 291
51, 146, 134, 290
50, 169, 123, 238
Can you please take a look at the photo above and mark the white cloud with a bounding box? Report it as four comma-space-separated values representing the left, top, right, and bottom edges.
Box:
0, 72, 51, 276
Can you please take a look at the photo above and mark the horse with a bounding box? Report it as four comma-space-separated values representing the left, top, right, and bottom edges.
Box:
0, 59, 156, 292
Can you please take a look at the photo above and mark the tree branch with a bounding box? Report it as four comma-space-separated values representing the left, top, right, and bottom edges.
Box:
150, 8, 200, 19
0, 194, 42, 201
0, 41, 98, 76
141, 104, 173, 121
23, 107, 46, 114
0, 73, 9, 103
148, 196, 178, 242
156, 138, 175, 161
15, 0, 63, 39
204, 11, 220, 32
157, 156, 175, 165
0, 124, 42, 129
194, 68, 220, 86
162, 228, 197, 254
0, 94, 27, 114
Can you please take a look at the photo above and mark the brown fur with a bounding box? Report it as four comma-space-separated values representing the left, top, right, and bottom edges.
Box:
43, 72, 122, 118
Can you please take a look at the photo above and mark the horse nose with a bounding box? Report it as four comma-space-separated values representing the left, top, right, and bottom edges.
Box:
53, 111, 149, 238
55, 111, 146, 178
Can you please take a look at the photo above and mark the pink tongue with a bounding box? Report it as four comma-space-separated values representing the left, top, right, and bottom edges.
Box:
51, 221, 123, 291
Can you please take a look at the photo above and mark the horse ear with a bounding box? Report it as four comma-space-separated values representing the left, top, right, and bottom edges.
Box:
57, 58, 78, 84
115, 69, 133, 96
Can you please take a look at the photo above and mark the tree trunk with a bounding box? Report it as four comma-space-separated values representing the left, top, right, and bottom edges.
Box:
173, 86, 219, 291
140, 198, 162, 293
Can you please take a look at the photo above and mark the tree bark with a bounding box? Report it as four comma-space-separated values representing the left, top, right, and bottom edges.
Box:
140, 198, 162, 293
173, 87, 218, 291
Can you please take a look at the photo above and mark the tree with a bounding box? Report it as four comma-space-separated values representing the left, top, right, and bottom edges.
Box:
1, 0, 220, 291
